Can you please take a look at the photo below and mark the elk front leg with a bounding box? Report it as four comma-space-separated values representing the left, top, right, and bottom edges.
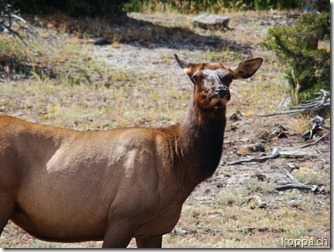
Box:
102, 220, 135, 248
135, 235, 162, 248
0, 193, 15, 236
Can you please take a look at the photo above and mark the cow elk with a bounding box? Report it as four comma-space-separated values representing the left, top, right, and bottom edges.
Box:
0, 54, 263, 248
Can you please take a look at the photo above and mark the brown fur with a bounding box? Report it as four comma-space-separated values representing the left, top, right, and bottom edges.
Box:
0, 55, 262, 248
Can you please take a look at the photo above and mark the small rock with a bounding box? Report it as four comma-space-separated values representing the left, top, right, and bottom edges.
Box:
173, 227, 189, 235
88, 37, 111, 46
229, 111, 242, 121
247, 195, 267, 209
39, 33, 49, 39
251, 173, 267, 181
236, 143, 266, 154
229, 113, 238, 121
289, 200, 300, 208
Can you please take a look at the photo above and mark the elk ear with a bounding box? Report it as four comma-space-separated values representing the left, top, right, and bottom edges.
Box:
230, 57, 263, 79
174, 54, 191, 69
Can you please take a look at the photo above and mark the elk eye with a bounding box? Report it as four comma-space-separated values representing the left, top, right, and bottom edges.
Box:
192, 75, 200, 82
222, 76, 232, 86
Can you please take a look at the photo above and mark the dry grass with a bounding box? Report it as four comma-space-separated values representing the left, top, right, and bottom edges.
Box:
163, 190, 330, 248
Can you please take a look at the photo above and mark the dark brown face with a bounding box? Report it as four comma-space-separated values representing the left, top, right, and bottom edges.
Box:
174, 54, 263, 111
191, 66, 232, 110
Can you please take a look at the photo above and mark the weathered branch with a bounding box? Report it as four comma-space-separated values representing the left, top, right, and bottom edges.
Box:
0, 2, 35, 45
279, 167, 298, 183
301, 115, 330, 144
257, 89, 330, 117
228, 148, 315, 165
275, 183, 318, 191
228, 148, 279, 165
275, 167, 319, 192
301, 132, 329, 148
311, 115, 330, 131
278, 151, 316, 158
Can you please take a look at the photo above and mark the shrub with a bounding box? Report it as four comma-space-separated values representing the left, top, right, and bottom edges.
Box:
123, 0, 302, 13
262, 11, 330, 103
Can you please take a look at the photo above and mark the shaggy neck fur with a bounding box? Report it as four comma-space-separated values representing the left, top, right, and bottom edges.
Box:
171, 98, 226, 187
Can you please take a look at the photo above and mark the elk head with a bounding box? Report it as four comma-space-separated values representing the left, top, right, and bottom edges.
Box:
174, 54, 263, 111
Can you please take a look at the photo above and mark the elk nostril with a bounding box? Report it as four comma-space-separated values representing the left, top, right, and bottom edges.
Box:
215, 87, 230, 100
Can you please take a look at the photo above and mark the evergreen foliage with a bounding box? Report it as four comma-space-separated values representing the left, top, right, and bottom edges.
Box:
262, 11, 330, 103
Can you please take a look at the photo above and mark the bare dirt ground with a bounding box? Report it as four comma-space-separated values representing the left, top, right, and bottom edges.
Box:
0, 11, 330, 248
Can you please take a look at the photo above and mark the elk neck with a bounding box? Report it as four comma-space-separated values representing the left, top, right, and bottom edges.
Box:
169, 98, 227, 188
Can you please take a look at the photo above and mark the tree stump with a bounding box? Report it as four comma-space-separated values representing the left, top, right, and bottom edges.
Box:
192, 14, 230, 30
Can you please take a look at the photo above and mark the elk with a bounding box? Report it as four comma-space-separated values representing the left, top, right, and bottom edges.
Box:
0, 54, 263, 248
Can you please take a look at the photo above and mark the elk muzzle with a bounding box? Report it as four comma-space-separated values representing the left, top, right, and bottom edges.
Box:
215, 85, 230, 101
